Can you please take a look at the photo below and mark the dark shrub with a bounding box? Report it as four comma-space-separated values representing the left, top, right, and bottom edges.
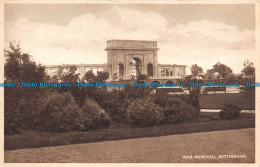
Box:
189, 87, 201, 111
4, 43, 47, 134
79, 98, 110, 131
37, 92, 111, 132
219, 104, 241, 119
162, 98, 199, 123
4, 108, 21, 135
38, 92, 82, 132
126, 99, 165, 126
93, 90, 128, 123
4, 87, 22, 134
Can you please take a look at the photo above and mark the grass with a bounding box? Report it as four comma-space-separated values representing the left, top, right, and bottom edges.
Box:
5, 114, 255, 151
5, 128, 255, 163
199, 93, 255, 109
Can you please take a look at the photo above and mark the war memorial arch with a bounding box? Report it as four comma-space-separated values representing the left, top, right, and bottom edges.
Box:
46, 40, 186, 83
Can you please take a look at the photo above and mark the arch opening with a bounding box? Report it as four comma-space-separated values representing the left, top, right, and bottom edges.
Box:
129, 58, 142, 78
118, 63, 124, 78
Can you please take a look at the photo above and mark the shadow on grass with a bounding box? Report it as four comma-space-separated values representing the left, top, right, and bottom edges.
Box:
5, 116, 255, 151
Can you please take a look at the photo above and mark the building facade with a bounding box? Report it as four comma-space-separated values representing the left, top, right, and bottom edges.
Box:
46, 40, 186, 81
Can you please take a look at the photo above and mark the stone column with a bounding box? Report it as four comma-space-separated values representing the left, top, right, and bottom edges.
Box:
125, 54, 130, 80
143, 54, 146, 75
154, 51, 158, 78
124, 53, 126, 80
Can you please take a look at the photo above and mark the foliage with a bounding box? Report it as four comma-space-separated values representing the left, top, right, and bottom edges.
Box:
205, 69, 215, 79
219, 104, 241, 119
189, 87, 201, 111
83, 70, 109, 83
38, 92, 110, 132
60, 65, 80, 83
241, 59, 255, 78
95, 71, 109, 83
162, 98, 199, 123
3, 43, 111, 134
52, 68, 109, 107
212, 62, 232, 79
4, 42, 46, 83
79, 98, 110, 131
190, 64, 203, 77
4, 86, 23, 134
112, 73, 118, 80
4, 42, 47, 134
137, 74, 149, 81
37, 92, 81, 132
123, 84, 152, 100
92, 90, 129, 123
153, 93, 199, 124
93, 83, 154, 124
126, 99, 165, 126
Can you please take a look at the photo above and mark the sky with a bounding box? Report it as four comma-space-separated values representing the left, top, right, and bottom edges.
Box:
4, 4, 255, 74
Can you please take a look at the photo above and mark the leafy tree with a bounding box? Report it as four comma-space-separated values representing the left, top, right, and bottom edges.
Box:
242, 59, 255, 78
4, 42, 45, 82
137, 74, 149, 81
190, 64, 203, 77
126, 99, 164, 126
83, 70, 96, 82
50, 65, 79, 83
4, 42, 46, 134
68, 70, 109, 106
212, 62, 232, 79
112, 73, 118, 80
95, 71, 109, 83
205, 69, 214, 79
189, 87, 201, 111
60, 65, 80, 83
83, 70, 109, 83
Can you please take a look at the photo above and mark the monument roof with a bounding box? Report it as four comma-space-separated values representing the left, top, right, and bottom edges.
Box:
105, 39, 158, 51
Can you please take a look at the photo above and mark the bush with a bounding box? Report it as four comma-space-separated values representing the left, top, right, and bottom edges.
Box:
219, 104, 241, 119
4, 108, 21, 135
38, 92, 81, 132
79, 98, 110, 131
4, 43, 47, 134
4, 86, 43, 134
4, 87, 22, 134
126, 99, 165, 126
93, 90, 129, 123
189, 87, 201, 111
162, 98, 199, 123
37, 92, 111, 132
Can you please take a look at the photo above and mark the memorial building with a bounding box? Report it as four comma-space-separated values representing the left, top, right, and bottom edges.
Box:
46, 40, 186, 82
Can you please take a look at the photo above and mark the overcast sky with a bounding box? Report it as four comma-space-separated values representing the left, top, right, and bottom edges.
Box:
4, 4, 255, 74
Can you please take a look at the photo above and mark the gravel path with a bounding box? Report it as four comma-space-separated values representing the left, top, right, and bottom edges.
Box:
5, 128, 255, 163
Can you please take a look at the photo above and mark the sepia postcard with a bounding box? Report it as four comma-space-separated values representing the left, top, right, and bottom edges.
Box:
0, 0, 259, 166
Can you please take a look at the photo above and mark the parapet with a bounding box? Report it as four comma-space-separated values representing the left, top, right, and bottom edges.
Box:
105, 39, 158, 51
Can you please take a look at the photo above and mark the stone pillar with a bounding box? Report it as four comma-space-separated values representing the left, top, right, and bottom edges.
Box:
143, 54, 146, 75
154, 51, 158, 78
113, 54, 117, 78
125, 54, 129, 79
124, 53, 126, 80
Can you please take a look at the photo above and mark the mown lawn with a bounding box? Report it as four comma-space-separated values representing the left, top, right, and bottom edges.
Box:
5, 115, 254, 151
5, 128, 255, 163
199, 93, 255, 109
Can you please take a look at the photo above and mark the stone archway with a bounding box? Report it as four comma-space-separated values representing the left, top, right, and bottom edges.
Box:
129, 58, 142, 78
